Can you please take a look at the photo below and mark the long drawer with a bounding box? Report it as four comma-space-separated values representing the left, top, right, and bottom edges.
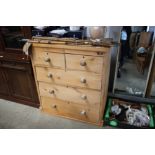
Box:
66, 54, 104, 74
32, 50, 65, 69
41, 96, 100, 123
38, 82, 101, 106
35, 67, 102, 90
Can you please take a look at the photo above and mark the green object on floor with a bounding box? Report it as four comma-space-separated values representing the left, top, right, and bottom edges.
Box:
104, 98, 112, 120
104, 97, 155, 128
147, 104, 154, 128
104, 98, 118, 127
109, 120, 118, 127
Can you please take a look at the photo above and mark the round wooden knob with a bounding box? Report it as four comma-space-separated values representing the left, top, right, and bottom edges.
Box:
80, 77, 86, 83
44, 57, 50, 62
80, 60, 86, 66
47, 73, 53, 78
81, 94, 87, 100
49, 89, 55, 94
80, 110, 86, 115
52, 105, 57, 108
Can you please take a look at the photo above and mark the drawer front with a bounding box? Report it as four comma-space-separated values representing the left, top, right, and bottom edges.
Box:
32, 50, 65, 69
35, 67, 102, 90
65, 70, 102, 90
41, 96, 100, 123
39, 82, 101, 106
66, 54, 104, 74
35, 67, 65, 85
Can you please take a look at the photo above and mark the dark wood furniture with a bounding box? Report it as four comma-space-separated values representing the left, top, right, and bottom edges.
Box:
0, 26, 39, 108
135, 32, 153, 74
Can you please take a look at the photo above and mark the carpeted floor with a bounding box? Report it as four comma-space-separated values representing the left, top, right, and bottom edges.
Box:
0, 99, 104, 129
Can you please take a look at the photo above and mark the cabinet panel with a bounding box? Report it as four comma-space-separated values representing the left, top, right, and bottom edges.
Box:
0, 67, 9, 95
7, 69, 32, 100
0, 60, 39, 106
6, 63, 37, 102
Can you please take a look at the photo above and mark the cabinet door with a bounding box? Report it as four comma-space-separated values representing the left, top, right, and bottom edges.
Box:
3, 61, 38, 104
0, 67, 9, 96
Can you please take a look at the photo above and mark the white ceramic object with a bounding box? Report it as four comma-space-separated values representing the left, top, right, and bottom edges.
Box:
34, 26, 47, 30
111, 105, 121, 115
49, 29, 67, 35
69, 26, 80, 31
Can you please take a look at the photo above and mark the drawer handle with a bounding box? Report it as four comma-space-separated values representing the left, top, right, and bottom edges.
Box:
49, 90, 55, 94
51, 105, 57, 108
80, 60, 87, 66
47, 73, 53, 78
44, 57, 50, 62
80, 77, 86, 83
81, 94, 87, 100
80, 110, 86, 115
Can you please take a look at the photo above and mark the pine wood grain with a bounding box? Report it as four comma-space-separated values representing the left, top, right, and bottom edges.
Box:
38, 82, 101, 106
32, 49, 65, 69
35, 66, 102, 90
41, 96, 100, 123
30, 39, 112, 125
66, 54, 104, 74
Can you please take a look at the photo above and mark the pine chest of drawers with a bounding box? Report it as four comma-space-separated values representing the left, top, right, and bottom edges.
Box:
29, 38, 112, 125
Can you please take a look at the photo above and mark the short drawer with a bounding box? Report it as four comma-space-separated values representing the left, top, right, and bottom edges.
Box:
32, 50, 65, 69
35, 67, 65, 85
35, 67, 102, 90
41, 96, 100, 123
38, 82, 101, 106
65, 70, 102, 90
66, 54, 104, 74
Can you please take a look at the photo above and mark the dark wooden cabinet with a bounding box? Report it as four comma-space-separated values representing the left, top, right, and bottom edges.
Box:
0, 26, 39, 108
0, 67, 9, 95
